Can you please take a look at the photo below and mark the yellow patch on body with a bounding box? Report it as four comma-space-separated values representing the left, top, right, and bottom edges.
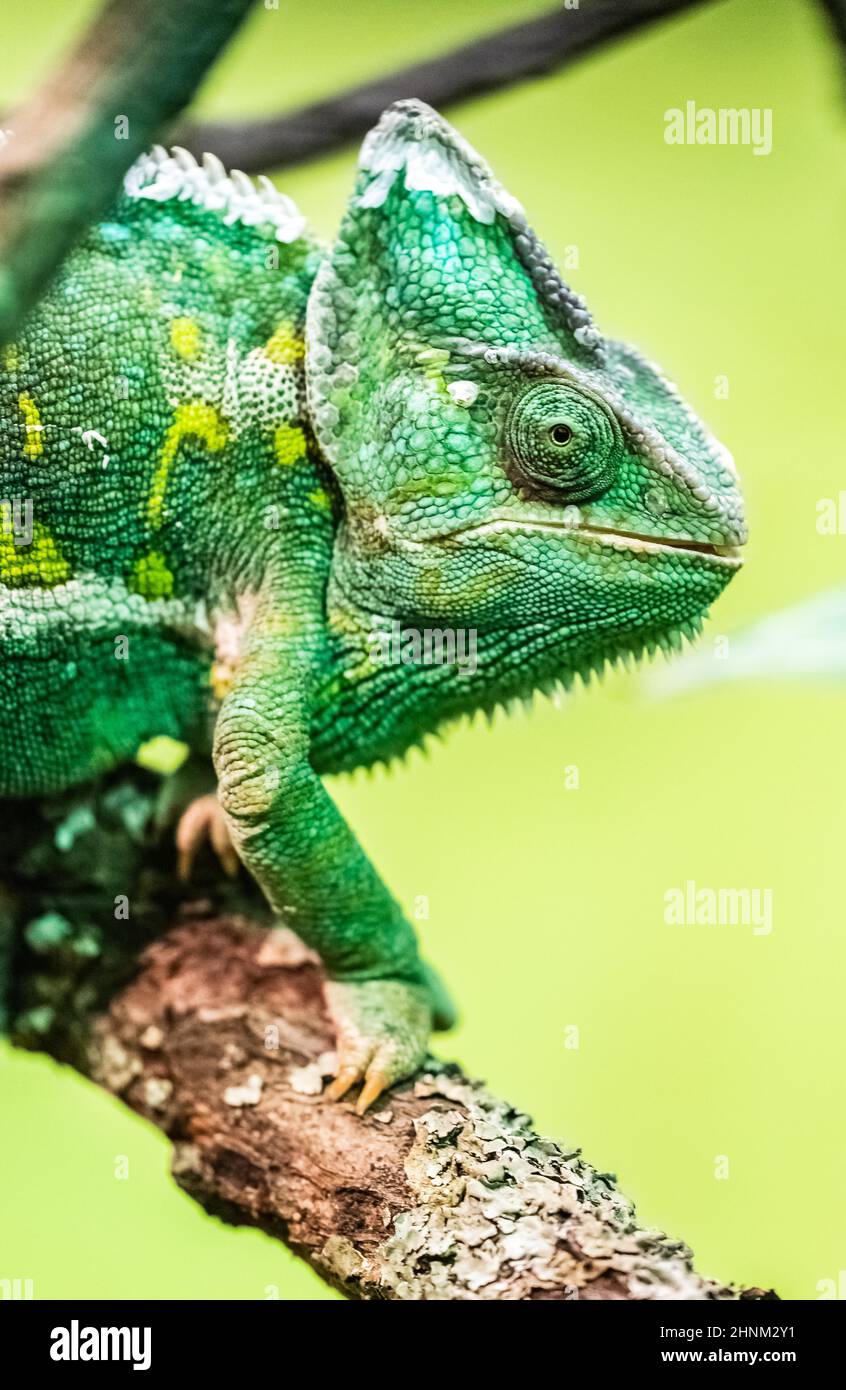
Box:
3, 344, 19, 371
414, 344, 451, 387
130, 549, 174, 599
136, 736, 189, 775
0, 522, 69, 588
170, 317, 202, 360
264, 322, 305, 366
147, 401, 228, 529
273, 423, 307, 467
307, 487, 332, 513
18, 393, 44, 458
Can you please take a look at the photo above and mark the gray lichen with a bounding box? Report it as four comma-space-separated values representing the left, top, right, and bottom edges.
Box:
367, 1069, 738, 1301
320, 1236, 367, 1283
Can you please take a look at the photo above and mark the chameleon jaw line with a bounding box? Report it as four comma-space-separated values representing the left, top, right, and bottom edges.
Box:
446, 516, 744, 566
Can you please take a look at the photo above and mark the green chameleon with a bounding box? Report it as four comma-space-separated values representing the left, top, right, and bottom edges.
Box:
0, 101, 745, 1112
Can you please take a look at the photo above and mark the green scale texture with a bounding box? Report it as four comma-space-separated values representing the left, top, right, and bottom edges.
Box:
0, 102, 746, 1101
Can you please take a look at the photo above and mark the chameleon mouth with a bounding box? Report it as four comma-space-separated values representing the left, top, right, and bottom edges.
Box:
577, 524, 743, 565
450, 517, 743, 566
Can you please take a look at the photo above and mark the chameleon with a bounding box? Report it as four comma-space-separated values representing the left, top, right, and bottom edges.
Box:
0, 100, 746, 1112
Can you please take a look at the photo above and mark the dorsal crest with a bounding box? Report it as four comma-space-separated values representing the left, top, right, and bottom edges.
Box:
124, 145, 307, 244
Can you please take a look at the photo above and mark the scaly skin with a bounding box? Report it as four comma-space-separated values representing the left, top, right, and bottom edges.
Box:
0, 103, 746, 1110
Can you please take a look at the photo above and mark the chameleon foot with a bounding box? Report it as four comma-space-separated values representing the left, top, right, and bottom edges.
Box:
323, 978, 431, 1114
176, 793, 239, 881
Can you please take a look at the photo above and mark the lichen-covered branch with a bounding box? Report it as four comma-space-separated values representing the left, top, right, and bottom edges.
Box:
0, 0, 255, 340
3, 768, 774, 1301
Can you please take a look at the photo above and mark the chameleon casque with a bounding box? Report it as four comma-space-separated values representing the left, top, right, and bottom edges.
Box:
0, 101, 746, 1112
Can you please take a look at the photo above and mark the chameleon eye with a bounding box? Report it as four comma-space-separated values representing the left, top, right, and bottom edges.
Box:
506, 382, 620, 502
549, 424, 573, 446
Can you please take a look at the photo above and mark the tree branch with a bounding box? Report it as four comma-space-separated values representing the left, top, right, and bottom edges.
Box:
0, 0, 255, 341
3, 767, 776, 1301
819, 0, 846, 86
173, 0, 714, 173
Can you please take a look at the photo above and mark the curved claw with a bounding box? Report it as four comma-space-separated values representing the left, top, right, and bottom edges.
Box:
356, 1071, 389, 1115
176, 793, 239, 881
324, 1068, 361, 1103
322, 978, 431, 1116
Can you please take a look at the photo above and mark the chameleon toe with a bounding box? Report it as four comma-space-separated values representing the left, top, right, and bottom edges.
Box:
324, 1068, 362, 1104
175, 794, 237, 881
355, 1072, 389, 1115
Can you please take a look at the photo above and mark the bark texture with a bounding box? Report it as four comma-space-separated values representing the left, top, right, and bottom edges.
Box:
2, 767, 775, 1301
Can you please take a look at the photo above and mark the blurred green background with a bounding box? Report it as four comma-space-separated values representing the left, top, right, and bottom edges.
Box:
1, 0, 844, 1301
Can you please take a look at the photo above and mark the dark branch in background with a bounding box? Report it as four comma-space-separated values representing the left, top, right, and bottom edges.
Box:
2, 769, 777, 1301
0, 0, 731, 343
175, 0, 714, 172
0, 0, 255, 342
819, 0, 846, 82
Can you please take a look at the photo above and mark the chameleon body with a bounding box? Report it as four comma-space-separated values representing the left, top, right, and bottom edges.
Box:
0, 102, 746, 1109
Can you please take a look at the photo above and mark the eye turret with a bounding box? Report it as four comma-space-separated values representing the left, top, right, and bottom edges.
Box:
506, 381, 620, 501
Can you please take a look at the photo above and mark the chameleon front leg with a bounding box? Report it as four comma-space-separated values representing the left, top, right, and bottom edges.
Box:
212, 589, 431, 1113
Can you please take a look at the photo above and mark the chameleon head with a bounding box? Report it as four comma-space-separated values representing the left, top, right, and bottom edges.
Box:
306, 101, 746, 692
